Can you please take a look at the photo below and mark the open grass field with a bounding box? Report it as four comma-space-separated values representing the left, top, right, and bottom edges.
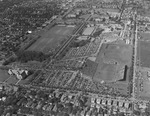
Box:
6, 76, 18, 84
137, 40, 150, 68
0, 69, 20, 84
93, 43, 132, 83
28, 25, 75, 54
141, 9, 150, 17
108, 82, 129, 96
101, 43, 132, 66
137, 67, 150, 100
79, 14, 91, 20
0, 69, 10, 82
95, 8, 119, 13
91, 42, 132, 96
138, 32, 150, 41
81, 59, 98, 78
94, 63, 118, 82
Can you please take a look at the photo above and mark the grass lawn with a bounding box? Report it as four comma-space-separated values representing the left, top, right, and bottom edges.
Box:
81, 59, 98, 78
93, 43, 132, 83
141, 9, 150, 17
6, 76, 18, 84
94, 63, 117, 82
102, 43, 132, 66
0, 69, 9, 82
28, 25, 74, 54
108, 82, 129, 96
137, 40, 150, 68
138, 32, 150, 41
138, 67, 150, 100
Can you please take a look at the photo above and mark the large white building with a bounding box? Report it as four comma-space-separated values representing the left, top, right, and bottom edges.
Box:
8, 68, 29, 80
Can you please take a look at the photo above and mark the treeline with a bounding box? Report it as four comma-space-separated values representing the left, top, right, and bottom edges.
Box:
3, 51, 50, 65
20, 35, 41, 51
92, 29, 104, 37
15, 50, 50, 63
70, 40, 90, 48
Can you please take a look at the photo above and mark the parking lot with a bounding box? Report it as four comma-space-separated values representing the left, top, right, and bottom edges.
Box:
50, 57, 85, 70
64, 38, 101, 59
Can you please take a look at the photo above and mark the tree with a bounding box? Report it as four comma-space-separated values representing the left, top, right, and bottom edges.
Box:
0, 106, 4, 115
133, 110, 140, 116
3, 57, 16, 65
70, 40, 90, 48
15, 50, 50, 63
92, 29, 104, 37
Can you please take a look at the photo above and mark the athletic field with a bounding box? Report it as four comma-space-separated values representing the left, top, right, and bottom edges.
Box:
137, 67, 150, 100
28, 25, 74, 54
93, 43, 132, 82
137, 40, 150, 68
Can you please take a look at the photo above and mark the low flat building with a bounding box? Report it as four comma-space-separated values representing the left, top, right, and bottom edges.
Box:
82, 27, 96, 36
96, 98, 101, 104
102, 99, 106, 105
76, 36, 88, 41
107, 99, 112, 106
119, 101, 124, 107
113, 100, 118, 107
124, 102, 130, 109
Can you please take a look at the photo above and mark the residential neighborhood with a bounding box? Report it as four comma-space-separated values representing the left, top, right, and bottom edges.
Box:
0, 0, 150, 116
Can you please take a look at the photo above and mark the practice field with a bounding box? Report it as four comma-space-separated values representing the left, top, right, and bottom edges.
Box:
28, 25, 75, 54
0, 69, 10, 82
93, 43, 132, 82
137, 40, 150, 68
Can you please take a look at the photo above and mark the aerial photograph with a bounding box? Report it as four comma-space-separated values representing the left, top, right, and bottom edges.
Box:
0, 0, 150, 116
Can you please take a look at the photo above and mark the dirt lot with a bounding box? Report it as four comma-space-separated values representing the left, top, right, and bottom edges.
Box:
28, 25, 74, 54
